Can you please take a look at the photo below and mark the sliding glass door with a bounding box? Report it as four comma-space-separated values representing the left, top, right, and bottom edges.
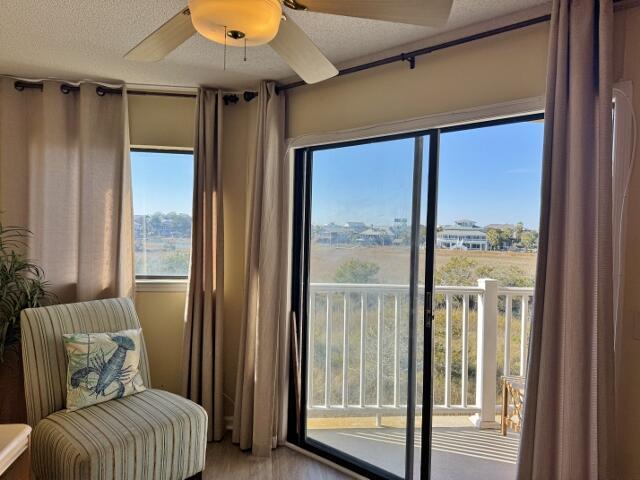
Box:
428, 116, 543, 479
291, 132, 437, 480
290, 113, 544, 480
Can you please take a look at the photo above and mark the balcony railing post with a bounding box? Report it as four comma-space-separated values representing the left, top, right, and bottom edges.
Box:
470, 278, 499, 429
308, 289, 316, 406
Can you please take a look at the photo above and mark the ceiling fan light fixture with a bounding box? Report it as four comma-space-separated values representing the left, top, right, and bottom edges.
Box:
188, 0, 282, 47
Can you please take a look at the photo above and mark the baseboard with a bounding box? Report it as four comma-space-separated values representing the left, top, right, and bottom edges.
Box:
223, 416, 362, 478
285, 442, 367, 480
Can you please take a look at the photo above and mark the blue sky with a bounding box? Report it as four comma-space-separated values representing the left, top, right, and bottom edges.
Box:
311, 120, 544, 229
131, 120, 544, 229
131, 151, 194, 215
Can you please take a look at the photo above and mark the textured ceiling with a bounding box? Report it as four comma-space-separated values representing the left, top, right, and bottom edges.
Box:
0, 0, 548, 90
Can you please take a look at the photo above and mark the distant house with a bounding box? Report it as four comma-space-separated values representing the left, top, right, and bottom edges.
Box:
392, 218, 408, 232
315, 223, 352, 245
437, 219, 488, 250
358, 227, 393, 246
159, 219, 174, 236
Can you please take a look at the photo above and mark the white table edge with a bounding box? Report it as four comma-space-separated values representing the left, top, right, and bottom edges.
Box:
0, 424, 32, 476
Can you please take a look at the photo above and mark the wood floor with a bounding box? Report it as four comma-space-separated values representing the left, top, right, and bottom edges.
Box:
203, 435, 353, 480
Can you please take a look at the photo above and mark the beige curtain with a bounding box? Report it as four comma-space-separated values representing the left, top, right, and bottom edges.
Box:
232, 81, 290, 456
518, 1, 616, 478
182, 88, 225, 443
0, 78, 133, 302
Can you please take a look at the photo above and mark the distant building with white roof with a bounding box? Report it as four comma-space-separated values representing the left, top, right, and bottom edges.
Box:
437, 219, 488, 250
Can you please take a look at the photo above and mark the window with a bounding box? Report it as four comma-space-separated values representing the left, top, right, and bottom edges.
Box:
131, 149, 194, 279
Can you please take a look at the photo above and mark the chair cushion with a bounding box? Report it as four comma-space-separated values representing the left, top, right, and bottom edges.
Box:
32, 389, 207, 480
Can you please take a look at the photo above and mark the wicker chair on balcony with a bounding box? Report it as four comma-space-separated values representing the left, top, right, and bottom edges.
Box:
20, 297, 207, 480
501, 375, 526, 436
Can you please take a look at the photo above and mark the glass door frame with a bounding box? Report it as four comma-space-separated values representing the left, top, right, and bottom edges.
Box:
288, 129, 440, 480
287, 112, 545, 480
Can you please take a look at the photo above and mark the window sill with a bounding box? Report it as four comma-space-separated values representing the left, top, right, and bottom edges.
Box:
135, 279, 189, 293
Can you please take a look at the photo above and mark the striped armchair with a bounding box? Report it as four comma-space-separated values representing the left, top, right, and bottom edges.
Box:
20, 298, 207, 480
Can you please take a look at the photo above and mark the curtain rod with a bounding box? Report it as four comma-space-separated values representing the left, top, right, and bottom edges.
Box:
277, 14, 552, 92
14, 80, 122, 96
13, 82, 259, 104
128, 90, 195, 98
127, 89, 260, 105
127, 90, 261, 105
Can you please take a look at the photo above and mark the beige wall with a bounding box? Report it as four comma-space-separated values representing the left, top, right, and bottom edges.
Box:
286, 24, 549, 139
135, 290, 187, 393
129, 94, 196, 149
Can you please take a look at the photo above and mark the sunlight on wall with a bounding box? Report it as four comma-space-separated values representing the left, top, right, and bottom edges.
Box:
135, 290, 186, 393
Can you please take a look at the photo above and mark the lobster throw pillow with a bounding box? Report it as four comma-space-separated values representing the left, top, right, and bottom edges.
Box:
62, 329, 147, 410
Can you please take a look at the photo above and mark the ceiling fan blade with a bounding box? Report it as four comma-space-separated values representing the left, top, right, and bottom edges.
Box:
269, 16, 338, 85
125, 7, 196, 62
294, 0, 453, 27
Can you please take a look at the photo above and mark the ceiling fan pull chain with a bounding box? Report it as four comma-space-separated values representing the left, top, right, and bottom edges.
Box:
244, 37, 247, 62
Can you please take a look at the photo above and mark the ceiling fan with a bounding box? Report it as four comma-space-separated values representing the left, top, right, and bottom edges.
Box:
125, 0, 454, 85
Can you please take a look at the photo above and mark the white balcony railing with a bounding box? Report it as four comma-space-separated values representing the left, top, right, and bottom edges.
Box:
306, 280, 534, 428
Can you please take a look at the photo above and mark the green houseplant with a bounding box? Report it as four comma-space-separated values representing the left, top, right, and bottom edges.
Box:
0, 221, 55, 422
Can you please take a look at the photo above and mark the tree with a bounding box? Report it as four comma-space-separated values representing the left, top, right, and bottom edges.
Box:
514, 222, 525, 243
150, 212, 164, 234
476, 264, 534, 287
486, 228, 503, 251
435, 257, 479, 286
520, 230, 539, 250
163, 250, 190, 274
334, 258, 380, 284
502, 226, 514, 243
435, 256, 535, 288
